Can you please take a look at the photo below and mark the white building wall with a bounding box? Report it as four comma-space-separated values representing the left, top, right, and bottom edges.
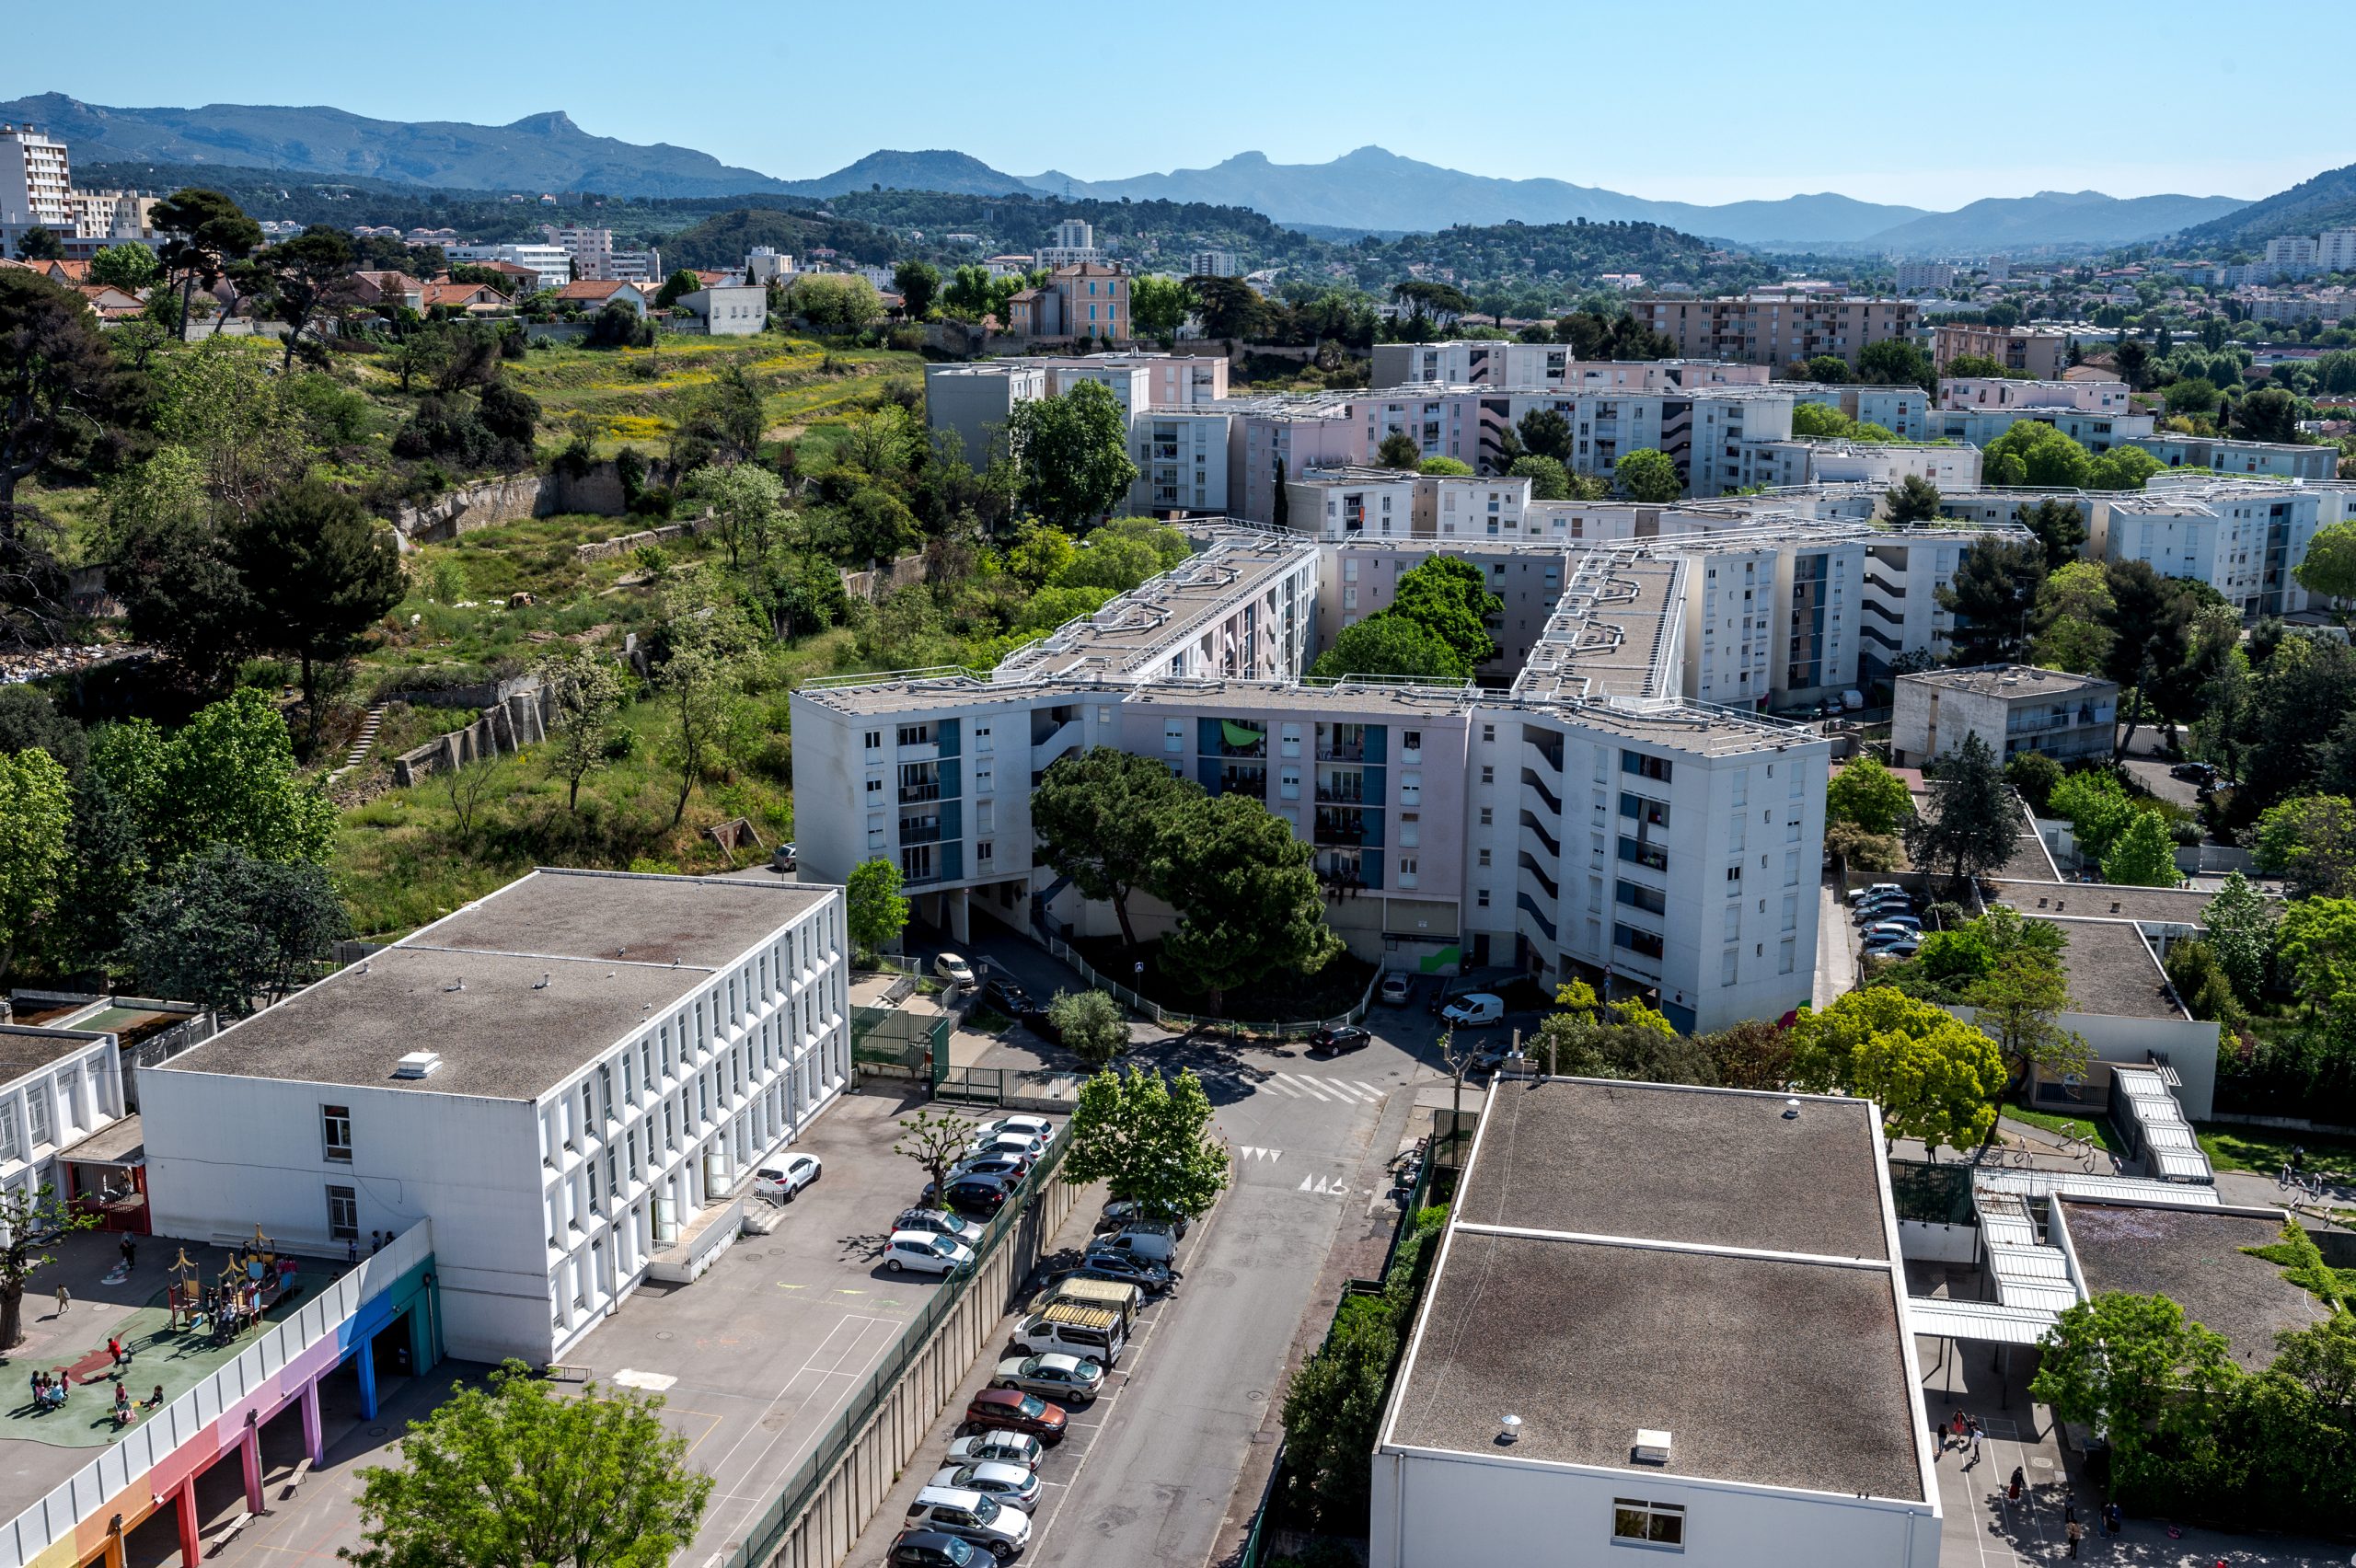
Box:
0, 1031, 127, 1205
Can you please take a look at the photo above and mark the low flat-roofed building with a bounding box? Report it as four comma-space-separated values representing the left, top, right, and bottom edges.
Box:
1891, 663, 2118, 769
1373, 1079, 1935, 1568
143, 869, 849, 1364
2053, 1197, 2326, 1366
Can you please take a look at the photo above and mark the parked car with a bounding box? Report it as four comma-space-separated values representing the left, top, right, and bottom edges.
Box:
904, 1486, 1030, 1561
1095, 1199, 1188, 1238
1309, 1025, 1371, 1055
931, 1176, 1013, 1216
895, 1206, 986, 1248
1854, 898, 1914, 925
887, 1529, 980, 1568
976, 1113, 1057, 1144
1864, 917, 1923, 937
967, 1132, 1046, 1165
1068, 1251, 1177, 1294
1848, 882, 1905, 905
1378, 972, 1414, 1006
1092, 1219, 1179, 1263
884, 1230, 975, 1277
1440, 993, 1506, 1028
750, 1153, 821, 1201
2170, 762, 2218, 785
980, 977, 1033, 1015
935, 952, 976, 988
946, 1430, 1043, 1471
1011, 1306, 1126, 1367
950, 1154, 1032, 1185
770, 842, 798, 872
1863, 933, 1921, 958
928, 1461, 1043, 1514
989, 1352, 1104, 1405
963, 1387, 1068, 1444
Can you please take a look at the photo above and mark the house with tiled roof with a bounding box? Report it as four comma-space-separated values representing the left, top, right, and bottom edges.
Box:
420, 281, 505, 314
556, 279, 649, 317
75, 282, 144, 320
1007, 261, 1127, 340
352, 271, 425, 312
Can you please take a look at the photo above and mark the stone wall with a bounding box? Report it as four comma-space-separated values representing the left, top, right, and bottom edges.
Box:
390, 682, 550, 787
840, 550, 930, 601
576, 518, 708, 563
392, 461, 644, 544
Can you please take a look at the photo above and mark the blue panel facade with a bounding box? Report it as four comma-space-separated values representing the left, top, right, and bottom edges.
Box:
936, 718, 962, 757
941, 843, 964, 881
1199, 756, 1224, 794
1363, 725, 1388, 764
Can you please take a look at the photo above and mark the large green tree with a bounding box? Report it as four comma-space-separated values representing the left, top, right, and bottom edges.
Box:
2201, 871, 2280, 1003
1937, 538, 2045, 665
1856, 339, 1934, 391
1883, 474, 1941, 524
2100, 811, 2184, 887
1826, 755, 1911, 836
1389, 555, 1503, 670
1787, 986, 2004, 1153
891, 259, 940, 320
537, 646, 628, 813
1613, 447, 1681, 502
1305, 614, 1470, 684
1982, 421, 2094, 489
230, 480, 405, 739
1154, 793, 1341, 1012
250, 225, 356, 369
0, 747, 69, 977
1903, 731, 2018, 883
2030, 1293, 2237, 1492
1129, 274, 1193, 343
348, 1360, 711, 1568
118, 844, 347, 1016
0, 271, 110, 648
2277, 897, 2356, 1024
1005, 379, 1138, 530
1045, 989, 1129, 1067
1032, 746, 1199, 948
1277, 1304, 1396, 1530
1061, 1064, 1230, 1218
2015, 498, 2087, 571
151, 188, 262, 342
2253, 794, 2356, 899
2294, 518, 2356, 606
845, 857, 910, 962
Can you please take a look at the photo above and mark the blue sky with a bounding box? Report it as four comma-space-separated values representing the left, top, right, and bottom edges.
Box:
6, 0, 2349, 209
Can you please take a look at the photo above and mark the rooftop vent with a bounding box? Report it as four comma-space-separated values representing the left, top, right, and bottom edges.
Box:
1634, 1428, 1673, 1465
1783, 1098, 1802, 1120
445, 977, 464, 992
394, 1050, 443, 1079
1497, 1413, 1522, 1446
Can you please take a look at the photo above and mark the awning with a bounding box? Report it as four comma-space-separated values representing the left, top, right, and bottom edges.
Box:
1220, 720, 1265, 748
1907, 1297, 2059, 1347
58, 1113, 144, 1167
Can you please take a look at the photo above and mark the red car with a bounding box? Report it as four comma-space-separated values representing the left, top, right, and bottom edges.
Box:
963, 1387, 1068, 1444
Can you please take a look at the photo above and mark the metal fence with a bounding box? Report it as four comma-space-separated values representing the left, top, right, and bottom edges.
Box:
723, 1136, 1068, 1568
1045, 937, 1381, 1037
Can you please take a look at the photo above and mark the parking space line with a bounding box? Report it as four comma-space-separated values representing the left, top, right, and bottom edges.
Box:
1354, 1080, 1384, 1097
700, 1312, 902, 1516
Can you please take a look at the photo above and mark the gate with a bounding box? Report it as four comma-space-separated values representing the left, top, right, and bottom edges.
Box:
934, 1066, 1005, 1106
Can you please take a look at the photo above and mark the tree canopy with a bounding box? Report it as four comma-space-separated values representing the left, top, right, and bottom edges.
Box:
845, 857, 909, 959
1005, 380, 1138, 530
1305, 614, 1470, 684
1154, 792, 1342, 1011
1788, 986, 2005, 1152
1032, 747, 1200, 948
1612, 447, 1681, 502
1061, 1065, 1230, 1218
1826, 755, 1912, 836
1903, 732, 2017, 883
1386, 555, 1503, 670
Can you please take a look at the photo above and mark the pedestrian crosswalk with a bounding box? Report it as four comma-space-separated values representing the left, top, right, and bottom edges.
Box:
1257, 1072, 1387, 1105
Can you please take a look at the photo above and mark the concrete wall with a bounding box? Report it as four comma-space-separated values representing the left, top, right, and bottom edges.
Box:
390, 687, 550, 787
392, 462, 641, 543
749, 1122, 1081, 1568
840, 551, 930, 602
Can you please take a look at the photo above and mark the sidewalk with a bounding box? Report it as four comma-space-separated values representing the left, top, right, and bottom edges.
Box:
1815, 881, 1857, 1009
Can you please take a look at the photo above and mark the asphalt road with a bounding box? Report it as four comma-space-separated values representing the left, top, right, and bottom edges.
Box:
839, 992, 1469, 1568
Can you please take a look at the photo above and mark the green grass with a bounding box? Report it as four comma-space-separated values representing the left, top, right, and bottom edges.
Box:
2196, 1123, 2356, 1178
504, 333, 922, 455
2002, 1097, 2128, 1155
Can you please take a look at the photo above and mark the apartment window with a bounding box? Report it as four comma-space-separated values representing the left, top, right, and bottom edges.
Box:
1476, 888, 1491, 908
1164, 721, 1185, 754
862, 730, 881, 755
26, 1088, 48, 1147
896, 723, 930, 747
1620, 751, 1672, 783
1779, 938, 1797, 975
974, 723, 992, 754
1615, 881, 1668, 917
1611, 1500, 1685, 1551
1396, 856, 1418, 889
1612, 924, 1666, 962
321, 1104, 353, 1164
326, 1185, 359, 1241
1481, 723, 1495, 743
866, 775, 884, 799
1479, 806, 1494, 826
1477, 847, 1492, 867
1400, 772, 1423, 805
1399, 812, 1421, 847
1280, 723, 1302, 757
1722, 948, 1740, 986
1479, 765, 1494, 786
0, 1106, 16, 1162
977, 840, 995, 864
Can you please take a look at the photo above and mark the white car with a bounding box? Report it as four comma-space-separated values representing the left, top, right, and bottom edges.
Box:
926, 1460, 1043, 1513
935, 952, 976, 987
884, 1230, 976, 1276
976, 1114, 1056, 1144
1848, 882, 1905, 905
905, 1486, 1030, 1559
751, 1153, 820, 1201
1440, 993, 1505, 1028
967, 1132, 1046, 1164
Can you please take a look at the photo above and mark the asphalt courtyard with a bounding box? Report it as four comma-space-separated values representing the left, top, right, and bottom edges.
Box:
216, 1087, 980, 1568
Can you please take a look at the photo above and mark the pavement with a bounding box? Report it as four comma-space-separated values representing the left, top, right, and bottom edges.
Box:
2119, 756, 2205, 812
215, 1087, 987, 1568
1815, 879, 1859, 1009
836, 979, 1471, 1568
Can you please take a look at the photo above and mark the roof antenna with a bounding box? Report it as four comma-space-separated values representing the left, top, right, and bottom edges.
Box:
534, 972, 550, 989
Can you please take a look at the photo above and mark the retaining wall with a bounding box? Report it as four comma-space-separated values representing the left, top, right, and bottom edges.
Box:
749, 1109, 1080, 1568
840, 551, 930, 601
390, 684, 550, 787
393, 461, 643, 543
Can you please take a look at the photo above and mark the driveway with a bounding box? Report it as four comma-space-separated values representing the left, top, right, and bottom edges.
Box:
2119, 756, 2204, 810
1815, 881, 1858, 1008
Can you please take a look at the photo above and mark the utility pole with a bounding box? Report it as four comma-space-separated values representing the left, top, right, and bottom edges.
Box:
1438, 1026, 1469, 1169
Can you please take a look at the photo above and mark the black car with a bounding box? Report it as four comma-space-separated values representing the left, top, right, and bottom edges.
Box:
1094, 1199, 1191, 1238
1310, 1025, 1371, 1055
981, 977, 1033, 1015
1020, 1007, 1064, 1045
1062, 1253, 1176, 1295
929, 1175, 1014, 1216
2170, 761, 2219, 786
889, 1529, 980, 1568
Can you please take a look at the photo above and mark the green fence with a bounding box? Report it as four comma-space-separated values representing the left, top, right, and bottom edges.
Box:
1888, 1158, 1977, 1226
722, 1133, 1068, 1568
935, 1065, 1006, 1105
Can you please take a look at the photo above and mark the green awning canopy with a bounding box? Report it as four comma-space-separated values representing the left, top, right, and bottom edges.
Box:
1221, 721, 1266, 747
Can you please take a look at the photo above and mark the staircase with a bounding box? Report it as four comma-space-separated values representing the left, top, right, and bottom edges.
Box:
327, 703, 389, 785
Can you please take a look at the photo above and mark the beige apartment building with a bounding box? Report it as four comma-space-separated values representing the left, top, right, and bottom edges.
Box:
1009, 262, 1130, 340
1933, 323, 2071, 379
1638, 290, 1917, 369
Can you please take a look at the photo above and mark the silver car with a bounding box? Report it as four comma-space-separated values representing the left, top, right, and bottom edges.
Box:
946, 1430, 1042, 1471
989, 1352, 1104, 1404
927, 1461, 1043, 1513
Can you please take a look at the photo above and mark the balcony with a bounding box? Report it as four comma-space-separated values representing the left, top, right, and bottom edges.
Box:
1315, 780, 1367, 805
1616, 836, 1668, 873
896, 783, 941, 806
1516, 892, 1559, 945
1520, 811, 1561, 859
1220, 767, 1269, 796
1315, 743, 1366, 763
1526, 732, 1564, 773
1519, 768, 1563, 816
1518, 852, 1559, 901
1314, 808, 1368, 846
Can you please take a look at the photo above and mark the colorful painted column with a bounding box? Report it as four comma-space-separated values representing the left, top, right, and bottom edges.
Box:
299, 1377, 324, 1465
354, 1341, 377, 1422
239, 1420, 263, 1514
173, 1484, 200, 1568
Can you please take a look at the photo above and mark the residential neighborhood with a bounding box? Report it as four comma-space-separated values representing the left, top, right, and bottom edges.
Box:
0, 15, 2354, 1568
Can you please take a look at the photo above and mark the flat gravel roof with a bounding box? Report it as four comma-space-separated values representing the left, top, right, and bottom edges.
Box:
2059, 1200, 2324, 1366
1389, 1232, 1923, 1500
1453, 1080, 1891, 1261
158, 871, 830, 1101
0, 1026, 106, 1083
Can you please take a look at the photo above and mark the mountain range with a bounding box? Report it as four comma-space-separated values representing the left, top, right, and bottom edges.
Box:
3, 91, 2260, 252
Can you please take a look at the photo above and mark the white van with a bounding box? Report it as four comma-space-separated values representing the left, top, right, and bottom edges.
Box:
1440, 993, 1505, 1028
1093, 1220, 1178, 1263
1011, 1304, 1127, 1366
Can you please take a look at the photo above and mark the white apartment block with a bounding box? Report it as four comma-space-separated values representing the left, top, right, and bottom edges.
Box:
1891, 664, 2119, 770
743, 247, 796, 285
1938, 378, 2133, 413
0, 1023, 129, 1207
1371, 341, 1768, 392
1893, 262, 1955, 293
141, 870, 850, 1365
540, 225, 612, 279
2264, 235, 2318, 269
1038, 218, 1102, 268
1131, 409, 1234, 513
608, 248, 663, 284
1741, 440, 1984, 494
1923, 404, 2154, 454
2101, 480, 2339, 617
2320, 230, 2356, 271
1780, 384, 1934, 439
0, 124, 74, 229
791, 517, 1877, 1032
2126, 432, 2340, 481
924, 362, 1048, 466
1189, 249, 1240, 278
446, 243, 572, 292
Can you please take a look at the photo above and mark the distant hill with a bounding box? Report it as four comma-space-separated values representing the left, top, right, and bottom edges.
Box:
1022, 146, 1925, 244
778, 150, 1042, 200
1854, 190, 2249, 253
2173, 159, 2356, 246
